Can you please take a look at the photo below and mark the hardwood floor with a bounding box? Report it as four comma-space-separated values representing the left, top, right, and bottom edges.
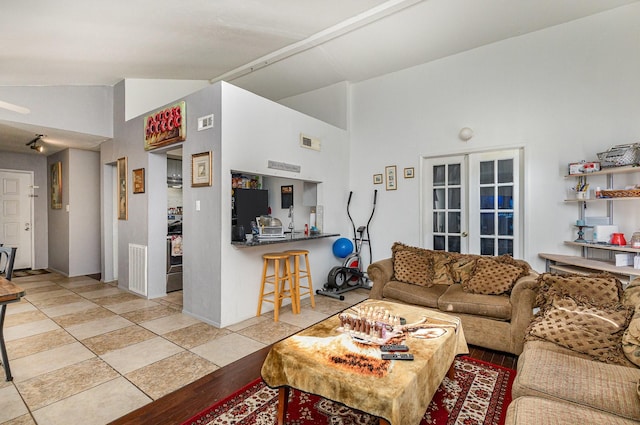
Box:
109, 344, 517, 425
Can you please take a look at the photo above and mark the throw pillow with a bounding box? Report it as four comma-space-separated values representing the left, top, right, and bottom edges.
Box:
462, 257, 528, 295
536, 273, 623, 308
391, 242, 434, 287
449, 254, 478, 284
431, 251, 457, 285
527, 295, 633, 365
622, 309, 640, 367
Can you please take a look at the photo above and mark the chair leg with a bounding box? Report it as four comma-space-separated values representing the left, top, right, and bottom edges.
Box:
257, 258, 268, 317
273, 260, 281, 322
304, 253, 315, 308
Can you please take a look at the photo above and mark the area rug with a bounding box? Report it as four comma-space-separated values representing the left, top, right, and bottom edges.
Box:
12, 269, 50, 277
181, 356, 515, 425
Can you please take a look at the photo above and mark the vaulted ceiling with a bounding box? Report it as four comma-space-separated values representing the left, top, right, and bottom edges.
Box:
0, 0, 637, 154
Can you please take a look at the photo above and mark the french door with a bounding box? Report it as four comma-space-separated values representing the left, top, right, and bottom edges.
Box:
421, 149, 522, 257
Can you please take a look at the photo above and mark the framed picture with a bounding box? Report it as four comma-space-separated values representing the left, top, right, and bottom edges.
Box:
404, 167, 415, 179
117, 157, 128, 220
385, 165, 397, 191
133, 168, 145, 194
192, 151, 212, 187
50, 162, 62, 209
281, 185, 293, 209
373, 174, 383, 184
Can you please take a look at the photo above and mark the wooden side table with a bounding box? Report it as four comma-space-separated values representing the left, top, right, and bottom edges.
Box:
0, 277, 26, 381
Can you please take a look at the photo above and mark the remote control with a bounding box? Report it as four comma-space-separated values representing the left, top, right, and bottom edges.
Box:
380, 344, 409, 352
381, 353, 414, 361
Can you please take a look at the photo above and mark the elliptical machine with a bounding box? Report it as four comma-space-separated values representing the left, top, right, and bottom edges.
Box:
317, 190, 377, 300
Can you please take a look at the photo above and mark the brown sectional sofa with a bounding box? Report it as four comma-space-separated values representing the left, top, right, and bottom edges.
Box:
506, 276, 640, 424
366, 243, 539, 355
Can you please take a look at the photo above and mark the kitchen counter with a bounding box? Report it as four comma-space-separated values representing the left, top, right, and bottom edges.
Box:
231, 232, 339, 248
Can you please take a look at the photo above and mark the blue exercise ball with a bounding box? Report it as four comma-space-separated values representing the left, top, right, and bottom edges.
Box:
332, 238, 353, 258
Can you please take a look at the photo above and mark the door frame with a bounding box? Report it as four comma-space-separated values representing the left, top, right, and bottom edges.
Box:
0, 168, 35, 270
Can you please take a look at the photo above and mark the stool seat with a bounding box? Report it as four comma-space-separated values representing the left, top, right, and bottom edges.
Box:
285, 249, 315, 313
257, 252, 296, 322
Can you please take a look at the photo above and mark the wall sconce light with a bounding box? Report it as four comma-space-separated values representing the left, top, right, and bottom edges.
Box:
459, 127, 474, 142
26, 134, 45, 153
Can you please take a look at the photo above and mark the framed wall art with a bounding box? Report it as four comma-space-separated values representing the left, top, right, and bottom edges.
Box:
117, 157, 128, 220
373, 174, 383, 184
192, 151, 212, 187
404, 167, 415, 178
385, 165, 397, 191
50, 161, 62, 209
133, 168, 145, 194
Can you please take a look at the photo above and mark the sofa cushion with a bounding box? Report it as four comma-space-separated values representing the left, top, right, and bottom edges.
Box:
623, 310, 640, 367
527, 295, 633, 365
536, 272, 623, 308
438, 284, 511, 320
381, 281, 448, 308
391, 242, 434, 287
462, 257, 528, 295
513, 343, 640, 421
505, 396, 640, 425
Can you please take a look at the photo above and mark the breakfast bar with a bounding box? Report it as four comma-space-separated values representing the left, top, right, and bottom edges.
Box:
231, 232, 339, 248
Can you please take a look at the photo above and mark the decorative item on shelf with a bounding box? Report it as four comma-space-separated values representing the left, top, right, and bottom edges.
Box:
597, 143, 640, 168
611, 233, 627, 246
574, 221, 592, 242
568, 161, 601, 175
630, 232, 640, 249
600, 188, 640, 198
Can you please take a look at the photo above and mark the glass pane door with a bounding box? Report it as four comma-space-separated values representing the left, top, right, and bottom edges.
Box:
468, 149, 521, 257
422, 156, 467, 253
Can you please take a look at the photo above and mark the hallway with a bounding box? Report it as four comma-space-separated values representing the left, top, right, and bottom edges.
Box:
0, 271, 368, 425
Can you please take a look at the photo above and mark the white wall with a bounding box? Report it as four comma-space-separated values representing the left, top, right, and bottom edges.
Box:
216, 82, 350, 327
279, 81, 350, 130
346, 3, 640, 272
68, 149, 100, 276
124, 79, 210, 121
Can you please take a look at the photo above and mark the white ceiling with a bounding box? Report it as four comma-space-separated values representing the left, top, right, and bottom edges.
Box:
0, 0, 637, 155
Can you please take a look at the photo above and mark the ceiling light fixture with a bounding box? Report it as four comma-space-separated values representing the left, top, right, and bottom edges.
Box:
26, 134, 45, 153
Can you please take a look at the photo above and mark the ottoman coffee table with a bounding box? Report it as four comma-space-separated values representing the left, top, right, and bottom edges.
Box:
261, 299, 468, 425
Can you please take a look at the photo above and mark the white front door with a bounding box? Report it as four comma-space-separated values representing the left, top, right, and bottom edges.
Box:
0, 170, 34, 269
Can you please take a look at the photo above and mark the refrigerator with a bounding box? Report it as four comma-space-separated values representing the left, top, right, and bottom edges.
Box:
232, 188, 269, 237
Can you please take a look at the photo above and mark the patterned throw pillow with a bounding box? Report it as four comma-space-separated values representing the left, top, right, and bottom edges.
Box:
527, 295, 633, 365
449, 254, 478, 284
536, 273, 623, 308
431, 251, 457, 285
462, 257, 528, 295
622, 310, 640, 367
391, 243, 434, 287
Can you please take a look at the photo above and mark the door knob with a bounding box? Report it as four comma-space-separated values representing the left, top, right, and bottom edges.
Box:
25, 223, 30, 231
461, 231, 468, 237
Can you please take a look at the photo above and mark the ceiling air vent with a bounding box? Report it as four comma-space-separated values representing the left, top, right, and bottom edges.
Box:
300, 133, 320, 151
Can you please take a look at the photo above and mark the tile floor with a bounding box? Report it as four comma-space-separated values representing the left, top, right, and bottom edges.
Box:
1, 272, 369, 425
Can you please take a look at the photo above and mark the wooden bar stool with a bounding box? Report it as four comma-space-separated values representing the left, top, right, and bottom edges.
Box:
285, 249, 315, 314
257, 252, 297, 322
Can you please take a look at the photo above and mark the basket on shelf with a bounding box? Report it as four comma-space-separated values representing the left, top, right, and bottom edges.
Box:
597, 143, 640, 168
600, 189, 640, 198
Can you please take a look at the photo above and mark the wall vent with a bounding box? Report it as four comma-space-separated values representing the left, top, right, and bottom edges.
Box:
300, 133, 321, 151
128, 244, 148, 296
197, 114, 214, 131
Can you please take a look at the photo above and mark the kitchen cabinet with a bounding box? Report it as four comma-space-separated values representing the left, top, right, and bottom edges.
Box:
539, 165, 640, 283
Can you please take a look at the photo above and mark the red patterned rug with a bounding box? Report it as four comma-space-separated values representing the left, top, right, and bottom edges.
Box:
181, 356, 515, 425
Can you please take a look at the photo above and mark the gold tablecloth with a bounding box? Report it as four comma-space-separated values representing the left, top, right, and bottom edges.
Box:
261, 299, 469, 425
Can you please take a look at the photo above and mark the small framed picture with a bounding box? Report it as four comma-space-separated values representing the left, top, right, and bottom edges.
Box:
132, 168, 145, 194
117, 157, 128, 220
50, 161, 62, 209
373, 174, 383, 184
404, 167, 414, 179
192, 151, 212, 187
385, 165, 397, 191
